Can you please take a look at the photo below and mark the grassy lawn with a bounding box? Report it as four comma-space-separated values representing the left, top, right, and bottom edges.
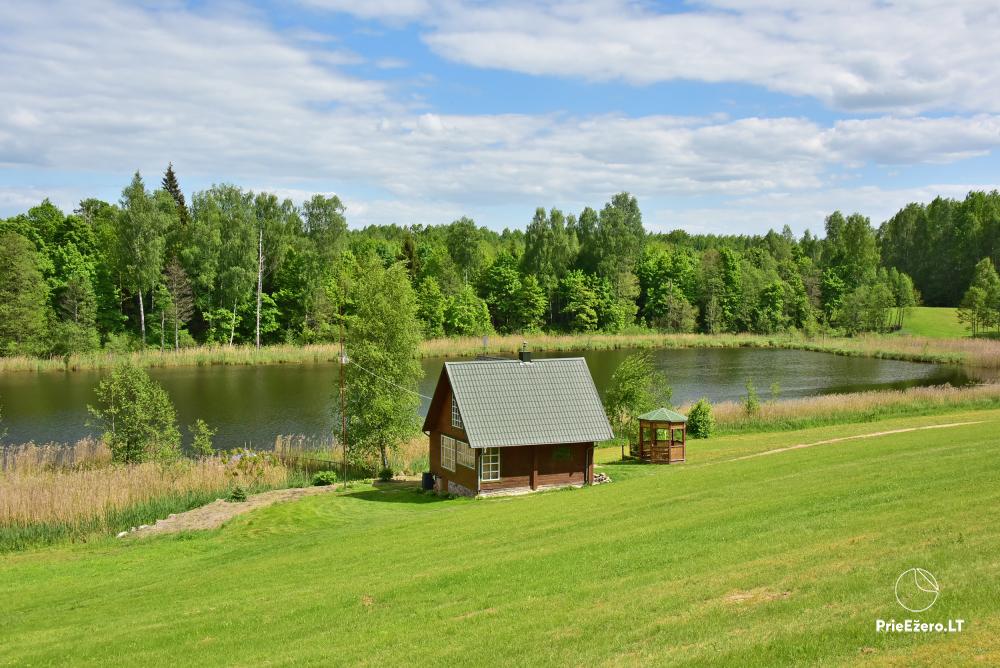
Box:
3, 411, 999, 666
899, 307, 968, 339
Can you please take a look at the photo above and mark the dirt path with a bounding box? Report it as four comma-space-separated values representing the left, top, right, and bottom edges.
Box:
125, 485, 340, 538
726, 420, 984, 463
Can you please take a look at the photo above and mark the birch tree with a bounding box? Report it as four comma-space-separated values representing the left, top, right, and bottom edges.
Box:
115, 172, 170, 345
251, 193, 293, 348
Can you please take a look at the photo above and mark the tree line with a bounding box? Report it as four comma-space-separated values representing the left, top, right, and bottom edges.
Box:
3, 164, 996, 357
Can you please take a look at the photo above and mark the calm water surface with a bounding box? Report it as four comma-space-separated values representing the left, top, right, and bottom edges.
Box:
0, 348, 990, 447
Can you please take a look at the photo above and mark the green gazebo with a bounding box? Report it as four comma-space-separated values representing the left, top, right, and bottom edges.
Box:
636, 408, 688, 464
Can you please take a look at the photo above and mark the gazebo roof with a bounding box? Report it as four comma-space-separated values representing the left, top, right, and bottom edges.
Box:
638, 407, 688, 423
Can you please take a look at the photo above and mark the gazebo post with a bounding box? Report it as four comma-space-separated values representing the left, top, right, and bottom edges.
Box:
637, 421, 643, 461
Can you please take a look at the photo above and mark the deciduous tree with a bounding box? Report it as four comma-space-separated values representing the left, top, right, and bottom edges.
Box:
89, 363, 180, 463
603, 352, 672, 454
0, 232, 50, 356
341, 259, 423, 471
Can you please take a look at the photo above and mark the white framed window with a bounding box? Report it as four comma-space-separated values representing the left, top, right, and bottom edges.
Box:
441, 435, 455, 471
481, 447, 500, 482
451, 395, 464, 430
456, 439, 475, 469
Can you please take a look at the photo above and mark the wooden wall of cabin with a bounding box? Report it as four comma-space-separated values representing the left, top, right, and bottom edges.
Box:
427, 374, 477, 492
479, 445, 532, 492
536, 443, 590, 488
480, 442, 592, 492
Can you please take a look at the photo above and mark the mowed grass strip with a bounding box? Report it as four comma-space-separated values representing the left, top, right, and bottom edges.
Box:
2, 416, 999, 666
899, 307, 968, 339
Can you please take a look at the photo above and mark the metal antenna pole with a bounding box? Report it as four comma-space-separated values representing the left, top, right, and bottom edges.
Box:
339, 308, 348, 490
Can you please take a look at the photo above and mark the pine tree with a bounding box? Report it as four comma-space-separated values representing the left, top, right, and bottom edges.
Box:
161, 163, 190, 226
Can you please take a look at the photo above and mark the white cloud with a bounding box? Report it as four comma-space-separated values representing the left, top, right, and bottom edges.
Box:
1, 0, 998, 235
824, 115, 1000, 165
652, 183, 995, 236
315, 0, 1000, 114
298, 0, 431, 22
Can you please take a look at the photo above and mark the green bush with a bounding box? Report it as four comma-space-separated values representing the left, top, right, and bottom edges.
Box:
377, 467, 393, 482
687, 398, 715, 439
88, 362, 180, 463
743, 378, 761, 416
227, 485, 247, 502
188, 419, 216, 457
312, 470, 339, 487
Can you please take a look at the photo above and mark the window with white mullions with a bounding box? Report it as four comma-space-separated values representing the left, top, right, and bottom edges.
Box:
451, 394, 464, 430
441, 435, 455, 471
480, 447, 500, 481
456, 439, 474, 469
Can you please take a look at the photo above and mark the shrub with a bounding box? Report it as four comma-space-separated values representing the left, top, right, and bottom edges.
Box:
227, 485, 247, 502
377, 467, 393, 482
88, 363, 180, 463
188, 419, 216, 457
312, 470, 339, 487
687, 398, 715, 439
603, 352, 672, 443
223, 449, 275, 491
742, 378, 761, 416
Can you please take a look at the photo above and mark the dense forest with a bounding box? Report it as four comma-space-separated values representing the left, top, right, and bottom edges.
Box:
1, 164, 998, 357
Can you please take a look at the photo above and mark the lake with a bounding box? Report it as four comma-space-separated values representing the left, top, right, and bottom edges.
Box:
0, 348, 990, 447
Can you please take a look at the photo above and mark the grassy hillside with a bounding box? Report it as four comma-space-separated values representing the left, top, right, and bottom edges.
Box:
900, 307, 968, 339
2, 411, 999, 666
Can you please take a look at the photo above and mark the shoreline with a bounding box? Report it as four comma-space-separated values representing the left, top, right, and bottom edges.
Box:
0, 331, 997, 374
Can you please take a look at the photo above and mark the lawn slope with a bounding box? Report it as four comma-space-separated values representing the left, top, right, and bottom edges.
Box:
899, 307, 968, 339
2, 412, 999, 666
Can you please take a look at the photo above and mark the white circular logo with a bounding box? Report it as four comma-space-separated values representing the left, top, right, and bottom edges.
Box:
894, 568, 939, 612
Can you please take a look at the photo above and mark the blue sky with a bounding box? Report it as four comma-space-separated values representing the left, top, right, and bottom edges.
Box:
1, 0, 998, 234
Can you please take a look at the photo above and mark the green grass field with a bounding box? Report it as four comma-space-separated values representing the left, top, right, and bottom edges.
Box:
900, 307, 968, 339
2, 410, 999, 666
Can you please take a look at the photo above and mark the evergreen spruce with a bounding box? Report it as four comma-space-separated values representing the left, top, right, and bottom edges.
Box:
161, 163, 190, 226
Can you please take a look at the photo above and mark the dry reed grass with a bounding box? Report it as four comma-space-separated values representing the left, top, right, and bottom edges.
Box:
4, 331, 1000, 375
0, 453, 289, 527
678, 383, 1000, 432
274, 433, 429, 476
1, 438, 111, 473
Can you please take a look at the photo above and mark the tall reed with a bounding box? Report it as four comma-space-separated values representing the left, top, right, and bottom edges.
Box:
1, 438, 111, 473
0, 449, 292, 552
274, 433, 429, 476
4, 331, 1000, 374
677, 383, 1000, 434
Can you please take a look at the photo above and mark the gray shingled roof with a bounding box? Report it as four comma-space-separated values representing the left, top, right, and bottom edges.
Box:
446, 357, 613, 448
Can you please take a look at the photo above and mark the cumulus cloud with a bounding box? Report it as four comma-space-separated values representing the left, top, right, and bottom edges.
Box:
1, 0, 998, 232
316, 0, 1000, 114
653, 183, 996, 236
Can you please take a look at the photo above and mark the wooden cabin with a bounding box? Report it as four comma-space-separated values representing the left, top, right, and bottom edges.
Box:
422, 349, 613, 496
